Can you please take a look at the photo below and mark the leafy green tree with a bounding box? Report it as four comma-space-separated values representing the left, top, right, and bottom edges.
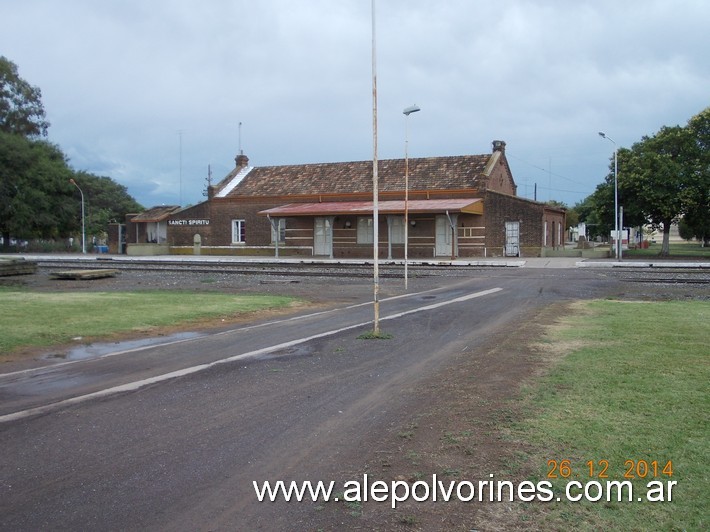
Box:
583, 108, 709, 255
574, 195, 606, 240
679, 108, 710, 246
564, 206, 579, 229
1, 57, 144, 250
0, 56, 49, 138
0, 132, 75, 246
1, 136, 144, 249
582, 157, 648, 243
70, 171, 143, 239
621, 125, 699, 255
678, 215, 709, 245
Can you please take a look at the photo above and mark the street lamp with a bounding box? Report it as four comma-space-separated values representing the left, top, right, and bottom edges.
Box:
69, 178, 86, 254
403, 104, 420, 290
598, 132, 621, 261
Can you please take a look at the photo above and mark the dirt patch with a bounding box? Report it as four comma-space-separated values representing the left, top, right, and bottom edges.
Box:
303, 302, 573, 531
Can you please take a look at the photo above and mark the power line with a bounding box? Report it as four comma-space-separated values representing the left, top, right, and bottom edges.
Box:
506, 151, 591, 186
533, 183, 596, 195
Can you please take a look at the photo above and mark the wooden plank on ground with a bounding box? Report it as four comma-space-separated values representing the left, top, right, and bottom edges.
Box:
0, 258, 38, 277
50, 269, 119, 280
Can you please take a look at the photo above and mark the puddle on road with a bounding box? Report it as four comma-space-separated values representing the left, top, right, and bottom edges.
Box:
44, 332, 203, 362
256, 344, 314, 361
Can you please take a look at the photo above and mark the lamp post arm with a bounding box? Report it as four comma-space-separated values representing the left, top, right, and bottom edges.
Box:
70, 179, 86, 254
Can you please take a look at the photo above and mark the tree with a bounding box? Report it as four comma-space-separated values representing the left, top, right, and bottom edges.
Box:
575, 191, 608, 240
678, 215, 709, 245
579, 108, 709, 253
0, 56, 49, 138
1, 135, 144, 249
1, 57, 144, 250
621, 123, 702, 255
564, 208, 579, 230
679, 107, 710, 246
0, 132, 76, 246
583, 154, 647, 243
71, 171, 143, 238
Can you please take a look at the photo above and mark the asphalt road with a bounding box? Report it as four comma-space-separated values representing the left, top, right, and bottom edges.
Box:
0, 267, 704, 530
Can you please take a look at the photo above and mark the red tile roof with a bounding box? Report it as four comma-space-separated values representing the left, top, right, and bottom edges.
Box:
219, 154, 493, 198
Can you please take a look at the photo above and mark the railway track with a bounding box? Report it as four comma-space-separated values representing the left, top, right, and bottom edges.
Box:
30, 257, 710, 283
624, 275, 710, 285
603, 267, 710, 285
33, 257, 484, 279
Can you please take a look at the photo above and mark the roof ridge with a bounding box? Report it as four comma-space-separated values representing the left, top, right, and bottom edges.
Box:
246, 153, 491, 170
224, 153, 492, 198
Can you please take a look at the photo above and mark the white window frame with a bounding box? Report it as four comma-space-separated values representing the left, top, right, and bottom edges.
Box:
232, 219, 246, 244
357, 217, 374, 244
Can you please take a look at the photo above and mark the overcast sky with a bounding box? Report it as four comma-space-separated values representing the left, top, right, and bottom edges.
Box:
2, 0, 708, 209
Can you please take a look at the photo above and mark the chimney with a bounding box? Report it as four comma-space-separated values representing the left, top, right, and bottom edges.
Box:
235, 152, 249, 168
492, 140, 506, 153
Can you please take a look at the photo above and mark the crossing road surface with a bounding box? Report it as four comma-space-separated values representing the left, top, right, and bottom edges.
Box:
0, 268, 647, 529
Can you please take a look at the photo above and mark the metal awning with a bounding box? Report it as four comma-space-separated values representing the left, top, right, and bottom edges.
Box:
259, 198, 483, 217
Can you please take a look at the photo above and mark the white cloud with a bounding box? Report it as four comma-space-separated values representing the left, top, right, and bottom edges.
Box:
1, 0, 708, 208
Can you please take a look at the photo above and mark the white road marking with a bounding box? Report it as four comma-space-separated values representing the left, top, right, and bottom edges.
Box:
0, 287, 502, 424
0, 286, 447, 379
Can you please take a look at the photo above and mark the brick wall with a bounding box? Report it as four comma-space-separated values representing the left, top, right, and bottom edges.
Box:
485, 156, 517, 196
542, 208, 567, 249
166, 202, 212, 246
457, 213, 486, 257
160, 188, 562, 258
483, 191, 558, 257
124, 213, 141, 244
107, 223, 121, 254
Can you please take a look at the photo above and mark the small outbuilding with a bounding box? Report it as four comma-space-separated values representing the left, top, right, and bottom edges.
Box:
124, 205, 182, 255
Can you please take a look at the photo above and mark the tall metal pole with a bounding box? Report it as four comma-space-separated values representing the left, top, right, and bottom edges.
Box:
371, 0, 380, 333
614, 147, 622, 261
404, 113, 409, 291
599, 132, 620, 261
403, 104, 420, 290
69, 178, 86, 254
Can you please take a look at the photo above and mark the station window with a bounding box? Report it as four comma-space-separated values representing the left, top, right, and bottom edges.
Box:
390, 216, 405, 244
232, 219, 246, 244
357, 217, 374, 244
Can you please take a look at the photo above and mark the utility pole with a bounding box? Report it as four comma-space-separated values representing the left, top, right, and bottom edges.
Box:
371, 0, 380, 334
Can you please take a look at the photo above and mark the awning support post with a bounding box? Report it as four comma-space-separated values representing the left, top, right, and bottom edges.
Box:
267, 215, 279, 258
445, 210, 458, 260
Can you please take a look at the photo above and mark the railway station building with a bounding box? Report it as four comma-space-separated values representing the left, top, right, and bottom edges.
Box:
122, 140, 565, 258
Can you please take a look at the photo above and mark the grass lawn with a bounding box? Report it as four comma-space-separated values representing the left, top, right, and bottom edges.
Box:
0, 289, 300, 355
515, 299, 709, 530
624, 241, 710, 258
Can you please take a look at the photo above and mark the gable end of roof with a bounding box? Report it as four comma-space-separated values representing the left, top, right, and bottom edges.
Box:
215, 166, 254, 198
